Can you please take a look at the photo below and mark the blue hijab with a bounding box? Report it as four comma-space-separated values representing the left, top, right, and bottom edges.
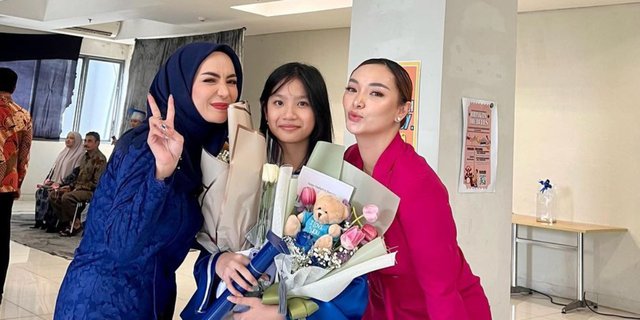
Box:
117, 42, 243, 193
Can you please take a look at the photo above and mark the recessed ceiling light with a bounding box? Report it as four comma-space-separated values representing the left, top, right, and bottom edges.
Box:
231, 0, 352, 17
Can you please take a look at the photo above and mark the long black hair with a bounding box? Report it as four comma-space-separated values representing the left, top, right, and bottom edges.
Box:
258, 62, 333, 164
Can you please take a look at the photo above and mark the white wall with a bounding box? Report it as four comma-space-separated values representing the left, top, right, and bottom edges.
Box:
514, 4, 640, 313
243, 28, 350, 144
439, 1, 516, 319
348, 1, 515, 319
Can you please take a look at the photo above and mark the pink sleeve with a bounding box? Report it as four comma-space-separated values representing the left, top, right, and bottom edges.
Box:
398, 172, 469, 320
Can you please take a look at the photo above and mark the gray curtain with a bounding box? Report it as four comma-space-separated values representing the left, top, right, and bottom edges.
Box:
0, 59, 78, 139
0, 33, 82, 139
120, 28, 245, 136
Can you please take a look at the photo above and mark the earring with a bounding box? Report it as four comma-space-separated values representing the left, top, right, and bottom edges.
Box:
394, 117, 403, 123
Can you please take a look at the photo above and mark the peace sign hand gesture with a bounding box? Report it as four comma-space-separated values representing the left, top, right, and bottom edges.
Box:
147, 94, 184, 180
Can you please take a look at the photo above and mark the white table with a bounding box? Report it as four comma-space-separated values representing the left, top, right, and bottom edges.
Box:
511, 214, 627, 313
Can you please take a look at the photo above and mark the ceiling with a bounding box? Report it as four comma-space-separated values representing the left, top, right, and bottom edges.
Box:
0, 0, 639, 43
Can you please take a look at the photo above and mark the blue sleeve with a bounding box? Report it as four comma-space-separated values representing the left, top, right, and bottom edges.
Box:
306, 276, 368, 320
95, 145, 173, 262
181, 250, 224, 320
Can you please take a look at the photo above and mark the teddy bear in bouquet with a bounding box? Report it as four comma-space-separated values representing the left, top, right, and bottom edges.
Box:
284, 191, 349, 252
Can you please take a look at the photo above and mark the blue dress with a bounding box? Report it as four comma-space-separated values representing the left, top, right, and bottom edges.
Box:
54, 144, 203, 319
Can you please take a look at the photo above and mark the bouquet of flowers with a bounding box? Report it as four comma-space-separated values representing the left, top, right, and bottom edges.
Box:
203, 142, 400, 320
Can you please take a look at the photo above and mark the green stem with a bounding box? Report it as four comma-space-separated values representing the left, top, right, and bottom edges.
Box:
257, 182, 276, 245
350, 207, 364, 227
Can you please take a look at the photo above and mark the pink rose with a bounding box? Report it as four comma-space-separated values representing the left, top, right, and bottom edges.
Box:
300, 187, 316, 207
361, 224, 378, 242
340, 226, 365, 250
362, 204, 379, 223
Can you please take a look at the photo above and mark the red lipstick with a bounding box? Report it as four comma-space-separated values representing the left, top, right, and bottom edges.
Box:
211, 102, 229, 110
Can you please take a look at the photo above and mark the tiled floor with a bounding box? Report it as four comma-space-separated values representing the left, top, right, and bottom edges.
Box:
3, 201, 639, 320
510, 294, 640, 319
1, 241, 198, 320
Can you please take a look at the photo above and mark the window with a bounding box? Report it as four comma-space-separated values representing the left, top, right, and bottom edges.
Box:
60, 56, 124, 140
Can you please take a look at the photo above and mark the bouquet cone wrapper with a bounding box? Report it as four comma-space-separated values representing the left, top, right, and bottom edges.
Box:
307, 142, 400, 235
197, 102, 266, 253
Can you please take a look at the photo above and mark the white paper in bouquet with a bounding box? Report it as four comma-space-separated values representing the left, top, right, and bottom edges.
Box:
270, 166, 293, 237
297, 166, 354, 201
325, 237, 389, 276
288, 252, 396, 302
285, 179, 298, 222
287, 237, 396, 302
275, 254, 330, 290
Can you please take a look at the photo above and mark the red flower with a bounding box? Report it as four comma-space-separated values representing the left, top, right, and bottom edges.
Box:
361, 224, 378, 242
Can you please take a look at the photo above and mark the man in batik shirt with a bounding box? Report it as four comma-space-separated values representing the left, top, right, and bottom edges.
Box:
0, 67, 33, 305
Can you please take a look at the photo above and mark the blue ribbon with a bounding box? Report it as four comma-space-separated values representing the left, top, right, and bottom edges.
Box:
539, 179, 552, 193
203, 231, 290, 320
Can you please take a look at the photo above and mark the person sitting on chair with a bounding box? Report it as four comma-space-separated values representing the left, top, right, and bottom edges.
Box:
33, 131, 84, 229
48, 131, 107, 236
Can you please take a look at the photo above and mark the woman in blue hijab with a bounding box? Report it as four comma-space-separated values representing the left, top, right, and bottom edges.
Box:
53, 42, 243, 319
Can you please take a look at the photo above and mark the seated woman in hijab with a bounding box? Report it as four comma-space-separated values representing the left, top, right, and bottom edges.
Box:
32, 131, 84, 229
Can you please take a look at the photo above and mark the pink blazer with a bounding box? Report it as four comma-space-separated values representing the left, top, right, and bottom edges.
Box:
344, 134, 491, 320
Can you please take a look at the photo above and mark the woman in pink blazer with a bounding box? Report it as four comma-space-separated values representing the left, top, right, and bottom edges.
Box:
343, 58, 491, 319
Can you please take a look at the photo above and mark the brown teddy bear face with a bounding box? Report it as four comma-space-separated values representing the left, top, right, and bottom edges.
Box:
313, 194, 349, 224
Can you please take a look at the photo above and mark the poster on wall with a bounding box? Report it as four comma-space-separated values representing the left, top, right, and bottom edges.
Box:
458, 97, 498, 193
398, 61, 421, 148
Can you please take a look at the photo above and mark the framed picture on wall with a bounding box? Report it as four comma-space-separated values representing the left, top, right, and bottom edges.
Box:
398, 61, 421, 148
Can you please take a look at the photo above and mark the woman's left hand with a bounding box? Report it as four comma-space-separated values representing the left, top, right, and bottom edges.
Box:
227, 296, 284, 320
